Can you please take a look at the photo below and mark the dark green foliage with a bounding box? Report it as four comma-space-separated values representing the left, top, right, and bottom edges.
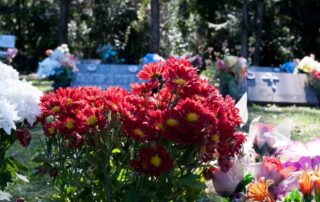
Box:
1, 0, 320, 72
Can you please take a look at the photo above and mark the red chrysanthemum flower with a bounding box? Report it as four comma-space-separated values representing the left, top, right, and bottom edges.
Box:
162, 57, 198, 92
122, 112, 156, 142
312, 70, 320, 80
157, 109, 185, 143
42, 122, 58, 137
104, 86, 128, 114
137, 61, 165, 81
16, 128, 31, 147
81, 87, 105, 108
67, 132, 84, 149
57, 117, 77, 135
198, 143, 217, 162
131, 81, 159, 96
76, 106, 107, 134
130, 145, 173, 176
175, 98, 212, 144
180, 78, 219, 99
39, 91, 59, 120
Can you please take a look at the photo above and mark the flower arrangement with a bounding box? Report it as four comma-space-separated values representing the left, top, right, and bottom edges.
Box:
37, 44, 78, 90
141, 53, 164, 65
214, 55, 248, 99
35, 57, 246, 201
206, 118, 320, 202
297, 55, 320, 98
96, 44, 125, 64
0, 61, 42, 189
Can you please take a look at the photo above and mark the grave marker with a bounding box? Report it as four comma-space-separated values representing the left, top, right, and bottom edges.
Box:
246, 66, 319, 105
0, 35, 16, 48
70, 61, 142, 91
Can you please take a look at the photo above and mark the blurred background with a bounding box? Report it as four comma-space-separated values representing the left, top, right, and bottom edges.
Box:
0, 0, 320, 73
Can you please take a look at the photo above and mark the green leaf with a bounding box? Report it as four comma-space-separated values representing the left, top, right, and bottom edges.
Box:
116, 169, 127, 182
112, 148, 121, 154
315, 186, 320, 202
243, 173, 254, 186
284, 190, 303, 202
178, 174, 207, 191
32, 153, 47, 163
123, 188, 139, 202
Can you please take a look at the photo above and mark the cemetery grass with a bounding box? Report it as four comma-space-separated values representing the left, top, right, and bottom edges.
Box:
5, 81, 320, 200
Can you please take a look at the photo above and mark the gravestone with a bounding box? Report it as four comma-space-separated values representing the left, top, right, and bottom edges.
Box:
70, 60, 142, 91
246, 66, 319, 105
0, 35, 16, 58
0, 35, 16, 48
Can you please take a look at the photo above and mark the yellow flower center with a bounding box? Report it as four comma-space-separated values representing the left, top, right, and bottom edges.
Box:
211, 134, 220, 143
133, 129, 145, 137
66, 119, 75, 129
186, 112, 199, 123
48, 127, 55, 135
200, 146, 206, 154
166, 118, 178, 127
67, 98, 73, 105
150, 155, 161, 167
151, 73, 161, 79
52, 106, 60, 113
175, 78, 186, 85
156, 123, 165, 131
87, 115, 98, 126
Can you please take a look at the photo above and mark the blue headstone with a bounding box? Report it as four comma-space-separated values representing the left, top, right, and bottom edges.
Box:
0, 35, 16, 48
70, 62, 143, 91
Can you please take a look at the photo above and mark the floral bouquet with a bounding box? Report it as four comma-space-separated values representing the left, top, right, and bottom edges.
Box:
207, 118, 320, 202
215, 55, 248, 99
0, 61, 42, 190
96, 44, 125, 64
141, 53, 164, 65
37, 44, 78, 90
34, 57, 246, 201
310, 67, 320, 99
297, 55, 320, 98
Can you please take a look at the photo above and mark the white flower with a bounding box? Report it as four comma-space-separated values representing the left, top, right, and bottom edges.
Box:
297, 56, 319, 73
60, 44, 69, 53
0, 79, 42, 126
0, 99, 20, 135
0, 61, 19, 80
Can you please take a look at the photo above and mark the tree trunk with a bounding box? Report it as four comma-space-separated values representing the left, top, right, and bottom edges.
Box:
241, 0, 249, 59
59, 0, 70, 44
253, 0, 264, 65
151, 0, 160, 53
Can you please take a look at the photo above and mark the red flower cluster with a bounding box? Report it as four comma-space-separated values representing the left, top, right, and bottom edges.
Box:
16, 128, 31, 147
130, 145, 173, 176
312, 70, 320, 80
38, 57, 246, 176
39, 87, 126, 148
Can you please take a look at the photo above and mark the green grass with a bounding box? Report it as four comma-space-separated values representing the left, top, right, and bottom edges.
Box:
31, 80, 53, 92
246, 104, 320, 142
4, 81, 320, 201
5, 125, 55, 201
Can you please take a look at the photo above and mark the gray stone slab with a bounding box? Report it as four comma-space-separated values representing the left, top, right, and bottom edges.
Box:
247, 68, 319, 105
70, 63, 142, 91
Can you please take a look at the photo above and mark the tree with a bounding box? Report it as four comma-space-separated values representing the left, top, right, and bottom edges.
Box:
241, 0, 249, 58
151, 0, 160, 53
59, 0, 70, 44
253, 0, 264, 65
